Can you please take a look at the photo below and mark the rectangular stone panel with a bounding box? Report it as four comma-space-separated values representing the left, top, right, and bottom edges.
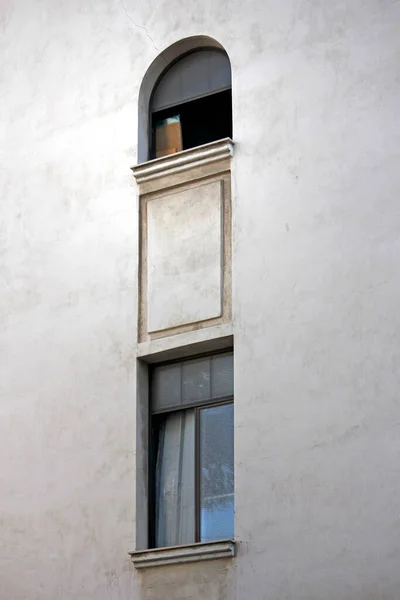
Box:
147, 180, 223, 333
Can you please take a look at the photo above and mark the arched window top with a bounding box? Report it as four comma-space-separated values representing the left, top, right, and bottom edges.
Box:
137, 37, 232, 162
151, 49, 231, 112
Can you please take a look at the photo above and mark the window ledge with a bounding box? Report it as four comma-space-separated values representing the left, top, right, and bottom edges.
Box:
132, 138, 234, 184
129, 539, 235, 569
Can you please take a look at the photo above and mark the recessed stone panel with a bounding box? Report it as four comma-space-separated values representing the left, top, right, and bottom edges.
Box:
147, 180, 223, 333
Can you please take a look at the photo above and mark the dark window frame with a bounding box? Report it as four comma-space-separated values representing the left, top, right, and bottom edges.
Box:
148, 47, 232, 160
148, 350, 234, 549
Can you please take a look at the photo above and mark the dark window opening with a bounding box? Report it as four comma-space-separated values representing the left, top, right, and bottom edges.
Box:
151, 89, 232, 159
148, 351, 234, 548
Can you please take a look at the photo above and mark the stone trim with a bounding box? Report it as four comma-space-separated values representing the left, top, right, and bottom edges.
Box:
131, 138, 234, 184
137, 323, 233, 363
136, 163, 232, 343
129, 539, 235, 569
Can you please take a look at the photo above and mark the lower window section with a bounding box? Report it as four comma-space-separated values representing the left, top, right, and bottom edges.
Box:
155, 410, 195, 547
200, 404, 234, 542
155, 402, 234, 547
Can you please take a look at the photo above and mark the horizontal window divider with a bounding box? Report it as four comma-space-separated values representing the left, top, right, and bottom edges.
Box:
153, 84, 232, 112
129, 539, 236, 569
151, 395, 233, 415
202, 492, 234, 501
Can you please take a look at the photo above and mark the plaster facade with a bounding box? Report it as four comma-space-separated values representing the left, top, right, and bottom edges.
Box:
147, 180, 223, 332
1, 0, 400, 599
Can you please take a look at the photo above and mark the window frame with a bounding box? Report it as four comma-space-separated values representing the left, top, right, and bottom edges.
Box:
148, 47, 232, 160
148, 350, 234, 549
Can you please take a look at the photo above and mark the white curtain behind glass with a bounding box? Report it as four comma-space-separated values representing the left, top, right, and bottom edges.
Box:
155, 410, 195, 547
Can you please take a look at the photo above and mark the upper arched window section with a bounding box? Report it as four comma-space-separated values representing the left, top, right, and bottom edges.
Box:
150, 48, 232, 159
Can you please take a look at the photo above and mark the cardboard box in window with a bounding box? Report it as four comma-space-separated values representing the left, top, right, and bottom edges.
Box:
155, 116, 183, 158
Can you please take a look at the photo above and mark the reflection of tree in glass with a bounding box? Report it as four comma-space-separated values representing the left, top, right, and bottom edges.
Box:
201, 464, 234, 505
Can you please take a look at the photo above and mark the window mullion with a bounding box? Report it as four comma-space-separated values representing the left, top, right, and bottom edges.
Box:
194, 407, 201, 543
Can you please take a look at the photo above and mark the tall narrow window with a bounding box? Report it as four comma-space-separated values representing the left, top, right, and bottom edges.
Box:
150, 352, 234, 548
150, 48, 232, 159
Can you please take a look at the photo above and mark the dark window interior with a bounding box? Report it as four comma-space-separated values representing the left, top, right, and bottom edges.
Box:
148, 351, 234, 548
151, 89, 232, 159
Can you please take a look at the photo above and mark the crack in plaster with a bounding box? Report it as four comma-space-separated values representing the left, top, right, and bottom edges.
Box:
120, 0, 159, 53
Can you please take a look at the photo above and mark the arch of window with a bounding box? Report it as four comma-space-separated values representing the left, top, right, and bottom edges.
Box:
137, 37, 232, 162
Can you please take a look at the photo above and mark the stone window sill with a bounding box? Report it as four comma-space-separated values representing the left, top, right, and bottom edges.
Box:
132, 137, 234, 184
129, 539, 235, 569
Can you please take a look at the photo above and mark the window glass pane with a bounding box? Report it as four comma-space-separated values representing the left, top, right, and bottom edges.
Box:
209, 51, 232, 92
155, 410, 195, 547
200, 403, 234, 542
181, 51, 210, 103
211, 353, 233, 398
182, 357, 211, 404
152, 363, 181, 411
152, 50, 231, 112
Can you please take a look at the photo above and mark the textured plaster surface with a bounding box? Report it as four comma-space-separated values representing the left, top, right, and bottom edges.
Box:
1, 0, 400, 599
147, 181, 222, 332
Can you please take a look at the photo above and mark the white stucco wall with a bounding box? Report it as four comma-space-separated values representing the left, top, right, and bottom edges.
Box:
1, 0, 400, 599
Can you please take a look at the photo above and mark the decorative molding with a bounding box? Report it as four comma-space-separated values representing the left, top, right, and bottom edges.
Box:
129, 539, 235, 569
135, 137, 233, 343
147, 180, 223, 334
137, 323, 233, 363
138, 172, 232, 343
132, 138, 234, 184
